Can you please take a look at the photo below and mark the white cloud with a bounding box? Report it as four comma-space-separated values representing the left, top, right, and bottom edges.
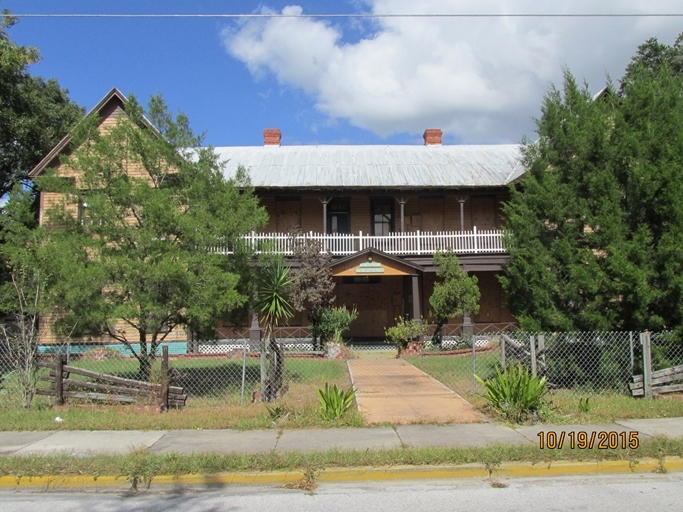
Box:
222, 1, 683, 143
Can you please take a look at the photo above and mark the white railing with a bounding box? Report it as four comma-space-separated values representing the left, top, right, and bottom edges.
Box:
215, 227, 506, 256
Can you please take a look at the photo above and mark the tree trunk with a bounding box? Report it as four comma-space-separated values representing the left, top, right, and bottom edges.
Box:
265, 335, 284, 401
138, 331, 152, 382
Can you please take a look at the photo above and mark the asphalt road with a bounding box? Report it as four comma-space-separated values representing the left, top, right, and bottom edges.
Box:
1, 473, 682, 512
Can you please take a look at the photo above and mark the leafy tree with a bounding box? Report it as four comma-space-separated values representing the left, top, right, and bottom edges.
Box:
38, 94, 267, 381
256, 256, 294, 401
502, 32, 683, 333
0, 11, 83, 198
289, 233, 335, 349
0, 188, 46, 407
500, 72, 625, 331
429, 249, 480, 342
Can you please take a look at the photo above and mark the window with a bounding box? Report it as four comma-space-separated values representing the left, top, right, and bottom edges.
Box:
327, 199, 350, 234
372, 198, 394, 236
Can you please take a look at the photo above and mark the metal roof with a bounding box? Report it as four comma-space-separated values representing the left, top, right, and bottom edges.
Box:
213, 144, 523, 189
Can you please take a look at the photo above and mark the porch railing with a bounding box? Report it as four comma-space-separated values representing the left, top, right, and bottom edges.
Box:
217, 227, 506, 256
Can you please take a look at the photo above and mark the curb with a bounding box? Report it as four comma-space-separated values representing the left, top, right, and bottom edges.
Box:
1, 457, 680, 490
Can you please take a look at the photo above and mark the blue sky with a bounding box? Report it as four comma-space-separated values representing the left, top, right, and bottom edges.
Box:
4, 1, 683, 147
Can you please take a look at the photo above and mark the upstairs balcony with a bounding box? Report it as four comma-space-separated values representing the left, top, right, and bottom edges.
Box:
228, 227, 506, 256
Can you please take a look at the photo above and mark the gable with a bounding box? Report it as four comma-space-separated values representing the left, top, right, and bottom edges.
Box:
329, 248, 423, 277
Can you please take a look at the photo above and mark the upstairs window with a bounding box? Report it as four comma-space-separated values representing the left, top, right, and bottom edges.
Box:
372, 198, 393, 236
327, 199, 350, 234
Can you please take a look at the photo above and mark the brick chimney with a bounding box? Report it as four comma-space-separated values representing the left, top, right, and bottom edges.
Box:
263, 129, 281, 146
423, 129, 442, 146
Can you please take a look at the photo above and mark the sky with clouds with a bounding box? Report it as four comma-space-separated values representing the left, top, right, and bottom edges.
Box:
4, 1, 683, 146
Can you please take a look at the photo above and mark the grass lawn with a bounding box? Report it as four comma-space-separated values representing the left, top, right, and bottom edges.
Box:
407, 354, 683, 424
0, 356, 361, 431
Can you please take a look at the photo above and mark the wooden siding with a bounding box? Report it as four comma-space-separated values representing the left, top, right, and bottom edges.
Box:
300, 196, 323, 232
256, 193, 507, 235
335, 276, 404, 338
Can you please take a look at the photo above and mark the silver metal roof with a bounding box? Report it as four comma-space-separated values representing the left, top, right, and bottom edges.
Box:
213, 144, 523, 189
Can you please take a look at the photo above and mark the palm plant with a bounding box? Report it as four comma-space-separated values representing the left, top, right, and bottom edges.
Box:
256, 258, 294, 401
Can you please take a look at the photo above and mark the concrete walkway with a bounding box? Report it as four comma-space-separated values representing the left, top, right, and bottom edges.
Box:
1, 417, 683, 456
347, 359, 482, 424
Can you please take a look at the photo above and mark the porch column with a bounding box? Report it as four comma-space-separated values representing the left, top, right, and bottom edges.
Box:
456, 196, 469, 232
411, 274, 422, 323
249, 312, 261, 343
319, 197, 332, 234
397, 197, 408, 233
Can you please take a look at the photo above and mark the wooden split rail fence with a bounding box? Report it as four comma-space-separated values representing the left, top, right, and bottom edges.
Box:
36, 346, 186, 410
629, 332, 683, 398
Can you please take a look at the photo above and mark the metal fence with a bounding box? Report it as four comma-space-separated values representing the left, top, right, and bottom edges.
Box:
2, 327, 682, 409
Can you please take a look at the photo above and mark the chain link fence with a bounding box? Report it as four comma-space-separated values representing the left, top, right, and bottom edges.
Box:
2, 325, 683, 409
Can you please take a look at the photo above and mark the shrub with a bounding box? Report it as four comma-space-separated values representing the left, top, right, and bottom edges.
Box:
311, 306, 358, 345
317, 382, 356, 420
385, 317, 426, 352
475, 364, 548, 422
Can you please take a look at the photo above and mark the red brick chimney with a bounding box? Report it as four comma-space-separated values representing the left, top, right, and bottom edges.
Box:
423, 129, 442, 146
263, 129, 281, 146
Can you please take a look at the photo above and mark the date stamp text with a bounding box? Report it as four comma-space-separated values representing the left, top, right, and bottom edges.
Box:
537, 430, 639, 450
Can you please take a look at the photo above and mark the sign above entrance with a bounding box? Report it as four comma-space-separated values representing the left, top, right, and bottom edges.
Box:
356, 261, 384, 274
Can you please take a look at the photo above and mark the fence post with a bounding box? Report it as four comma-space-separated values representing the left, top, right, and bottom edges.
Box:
537, 334, 545, 370
472, 334, 477, 394
500, 335, 506, 369
160, 346, 169, 412
55, 354, 65, 406
245, 312, 261, 405
629, 331, 634, 373
641, 332, 653, 399
529, 335, 537, 377
473, 226, 478, 253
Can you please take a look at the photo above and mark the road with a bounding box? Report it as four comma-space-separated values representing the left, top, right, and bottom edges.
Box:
0, 473, 681, 512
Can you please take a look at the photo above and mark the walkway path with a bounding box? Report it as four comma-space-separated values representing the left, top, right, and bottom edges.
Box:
347, 359, 483, 424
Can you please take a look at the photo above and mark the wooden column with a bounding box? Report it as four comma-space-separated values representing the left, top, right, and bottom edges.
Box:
320, 197, 331, 234
457, 196, 468, 232
411, 274, 421, 323
397, 197, 408, 233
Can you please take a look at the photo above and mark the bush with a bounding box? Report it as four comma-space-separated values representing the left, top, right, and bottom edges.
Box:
385, 317, 426, 352
317, 382, 356, 420
475, 364, 548, 422
311, 306, 358, 345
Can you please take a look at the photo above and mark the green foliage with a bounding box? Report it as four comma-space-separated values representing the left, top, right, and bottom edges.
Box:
256, 256, 294, 402
289, 234, 335, 349
257, 257, 295, 330
0, 188, 49, 408
265, 404, 287, 421
501, 32, 683, 333
317, 383, 356, 421
0, 11, 83, 197
429, 249, 480, 343
37, 93, 267, 380
311, 306, 358, 345
384, 317, 426, 351
578, 397, 590, 413
475, 365, 548, 422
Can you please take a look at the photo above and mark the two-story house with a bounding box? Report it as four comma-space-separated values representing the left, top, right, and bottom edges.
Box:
31, 89, 522, 351
212, 128, 521, 341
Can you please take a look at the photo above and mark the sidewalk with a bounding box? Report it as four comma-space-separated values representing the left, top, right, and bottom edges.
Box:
2, 417, 683, 457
